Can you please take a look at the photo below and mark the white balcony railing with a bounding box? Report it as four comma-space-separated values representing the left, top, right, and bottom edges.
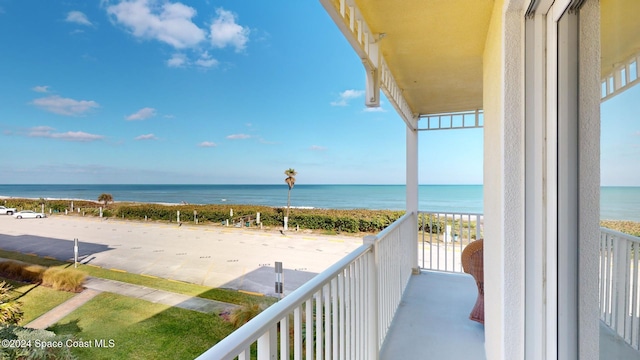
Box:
600, 227, 640, 350
418, 211, 483, 273
197, 212, 416, 360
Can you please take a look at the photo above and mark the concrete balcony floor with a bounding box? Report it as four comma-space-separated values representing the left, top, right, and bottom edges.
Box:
379, 271, 640, 360
601, 322, 640, 359
381, 270, 485, 360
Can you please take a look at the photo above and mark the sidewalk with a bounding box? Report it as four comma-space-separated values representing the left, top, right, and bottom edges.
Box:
26, 277, 239, 330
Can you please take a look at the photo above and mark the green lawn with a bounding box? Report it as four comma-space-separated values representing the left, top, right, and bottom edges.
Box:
2, 278, 75, 325
50, 292, 235, 360
0, 249, 276, 358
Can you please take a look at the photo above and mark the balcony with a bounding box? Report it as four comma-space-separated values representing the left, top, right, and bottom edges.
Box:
196, 212, 640, 359
380, 271, 485, 359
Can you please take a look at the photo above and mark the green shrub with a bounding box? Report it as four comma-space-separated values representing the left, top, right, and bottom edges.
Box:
0, 325, 76, 360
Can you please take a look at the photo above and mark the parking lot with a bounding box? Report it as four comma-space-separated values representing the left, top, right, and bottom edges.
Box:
0, 215, 362, 296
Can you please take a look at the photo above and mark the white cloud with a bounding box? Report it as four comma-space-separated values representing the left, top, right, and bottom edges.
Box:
195, 51, 218, 68
32, 95, 99, 116
32, 85, 50, 93
363, 106, 386, 113
198, 141, 217, 147
106, 0, 206, 49
167, 53, 187, 67
330, 89, 365, 106
209, 8, 249, 52
226, 134, 251, 140
126, 107, 156, 121
66, 11, 93, 26
310, 145, 327, 151
28, 126, 104, 142
135, 133, 157, 140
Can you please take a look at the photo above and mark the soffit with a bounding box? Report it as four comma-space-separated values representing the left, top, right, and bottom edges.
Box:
355, 0, 495, 115
601, 0, 640, 78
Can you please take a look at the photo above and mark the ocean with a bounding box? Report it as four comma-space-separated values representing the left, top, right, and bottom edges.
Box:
0, 184, 638, 221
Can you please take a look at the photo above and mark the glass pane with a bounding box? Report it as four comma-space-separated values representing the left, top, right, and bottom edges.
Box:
600, 0, 640, 357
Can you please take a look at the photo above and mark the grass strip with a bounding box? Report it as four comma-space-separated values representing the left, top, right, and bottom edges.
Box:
2, 277, 76, 325
50, 292, 235, 360
0, 249, 275, 306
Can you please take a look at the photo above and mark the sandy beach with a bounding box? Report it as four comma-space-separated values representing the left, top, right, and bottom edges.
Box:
0, 214, 362, 297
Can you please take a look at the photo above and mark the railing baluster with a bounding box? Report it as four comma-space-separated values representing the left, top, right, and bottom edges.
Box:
294, 306, 302, 360
316, 290, 323, 360
332, 278, 339, 360
257, 325, 276, 360
197, 213, 417, 360
238, 348, 249, 360
598, 228, 640, 352
338, 271, 345, 360
417, 211, 484, 274
280, 315, 289, 360
306, 298, 313, 360
344, 264, 351, 360
633, 245, 639, 349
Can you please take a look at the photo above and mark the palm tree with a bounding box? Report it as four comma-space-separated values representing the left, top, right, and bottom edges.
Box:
284, 168, 297, 229
0, 281, 23, 325
98, 193, 113, 206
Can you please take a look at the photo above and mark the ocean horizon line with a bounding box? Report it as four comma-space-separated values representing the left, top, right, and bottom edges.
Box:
0, 184, 638, 221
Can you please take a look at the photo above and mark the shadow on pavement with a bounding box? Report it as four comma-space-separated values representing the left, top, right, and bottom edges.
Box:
221, 266, 318, 297
0, 233, 113, 262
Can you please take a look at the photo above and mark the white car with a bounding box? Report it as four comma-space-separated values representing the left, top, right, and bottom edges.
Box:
13, 210, 46, 219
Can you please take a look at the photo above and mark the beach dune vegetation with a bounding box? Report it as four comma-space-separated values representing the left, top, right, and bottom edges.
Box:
3, 198, 640, 236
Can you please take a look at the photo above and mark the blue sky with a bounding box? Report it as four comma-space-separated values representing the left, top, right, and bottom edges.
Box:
0, 1, 635, 186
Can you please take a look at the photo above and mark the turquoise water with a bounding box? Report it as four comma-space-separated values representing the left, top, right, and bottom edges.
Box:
0, 184, 637, 221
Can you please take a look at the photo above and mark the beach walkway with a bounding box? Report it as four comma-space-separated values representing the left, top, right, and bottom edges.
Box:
26, 277, 239, 330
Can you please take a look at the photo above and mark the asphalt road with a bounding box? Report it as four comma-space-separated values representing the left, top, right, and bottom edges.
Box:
0, 215, 362, 297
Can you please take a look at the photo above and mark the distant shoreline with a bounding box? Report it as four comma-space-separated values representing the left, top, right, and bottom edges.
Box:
1, 183, 638, 221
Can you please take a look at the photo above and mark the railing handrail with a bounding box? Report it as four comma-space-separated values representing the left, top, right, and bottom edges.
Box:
600, 227, 640, 243
372, 211, 414, 240
197, 243, 373, 360
418, 210, 484, 217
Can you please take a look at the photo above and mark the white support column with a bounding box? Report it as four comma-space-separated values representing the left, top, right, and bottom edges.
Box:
524, 13, 547, 360
406, 123, 419, 273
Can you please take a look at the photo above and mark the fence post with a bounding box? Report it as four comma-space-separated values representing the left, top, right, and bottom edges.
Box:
364, 235, 379, 360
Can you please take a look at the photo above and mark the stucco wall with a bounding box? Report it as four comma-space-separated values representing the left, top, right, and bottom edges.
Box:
482, 1, 504, 357
483, 0, 526, 359
578, 1, 601, 359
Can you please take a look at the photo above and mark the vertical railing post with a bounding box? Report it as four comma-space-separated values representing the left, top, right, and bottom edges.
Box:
364, 235, 379, 360
614, 235, 631, 337
257, 325, 277, 360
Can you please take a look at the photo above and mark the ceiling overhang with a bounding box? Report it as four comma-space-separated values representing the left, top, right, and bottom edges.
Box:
320, 0, 495, 128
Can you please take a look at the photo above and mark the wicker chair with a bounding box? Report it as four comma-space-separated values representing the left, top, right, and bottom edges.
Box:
462, 239, 484, 324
